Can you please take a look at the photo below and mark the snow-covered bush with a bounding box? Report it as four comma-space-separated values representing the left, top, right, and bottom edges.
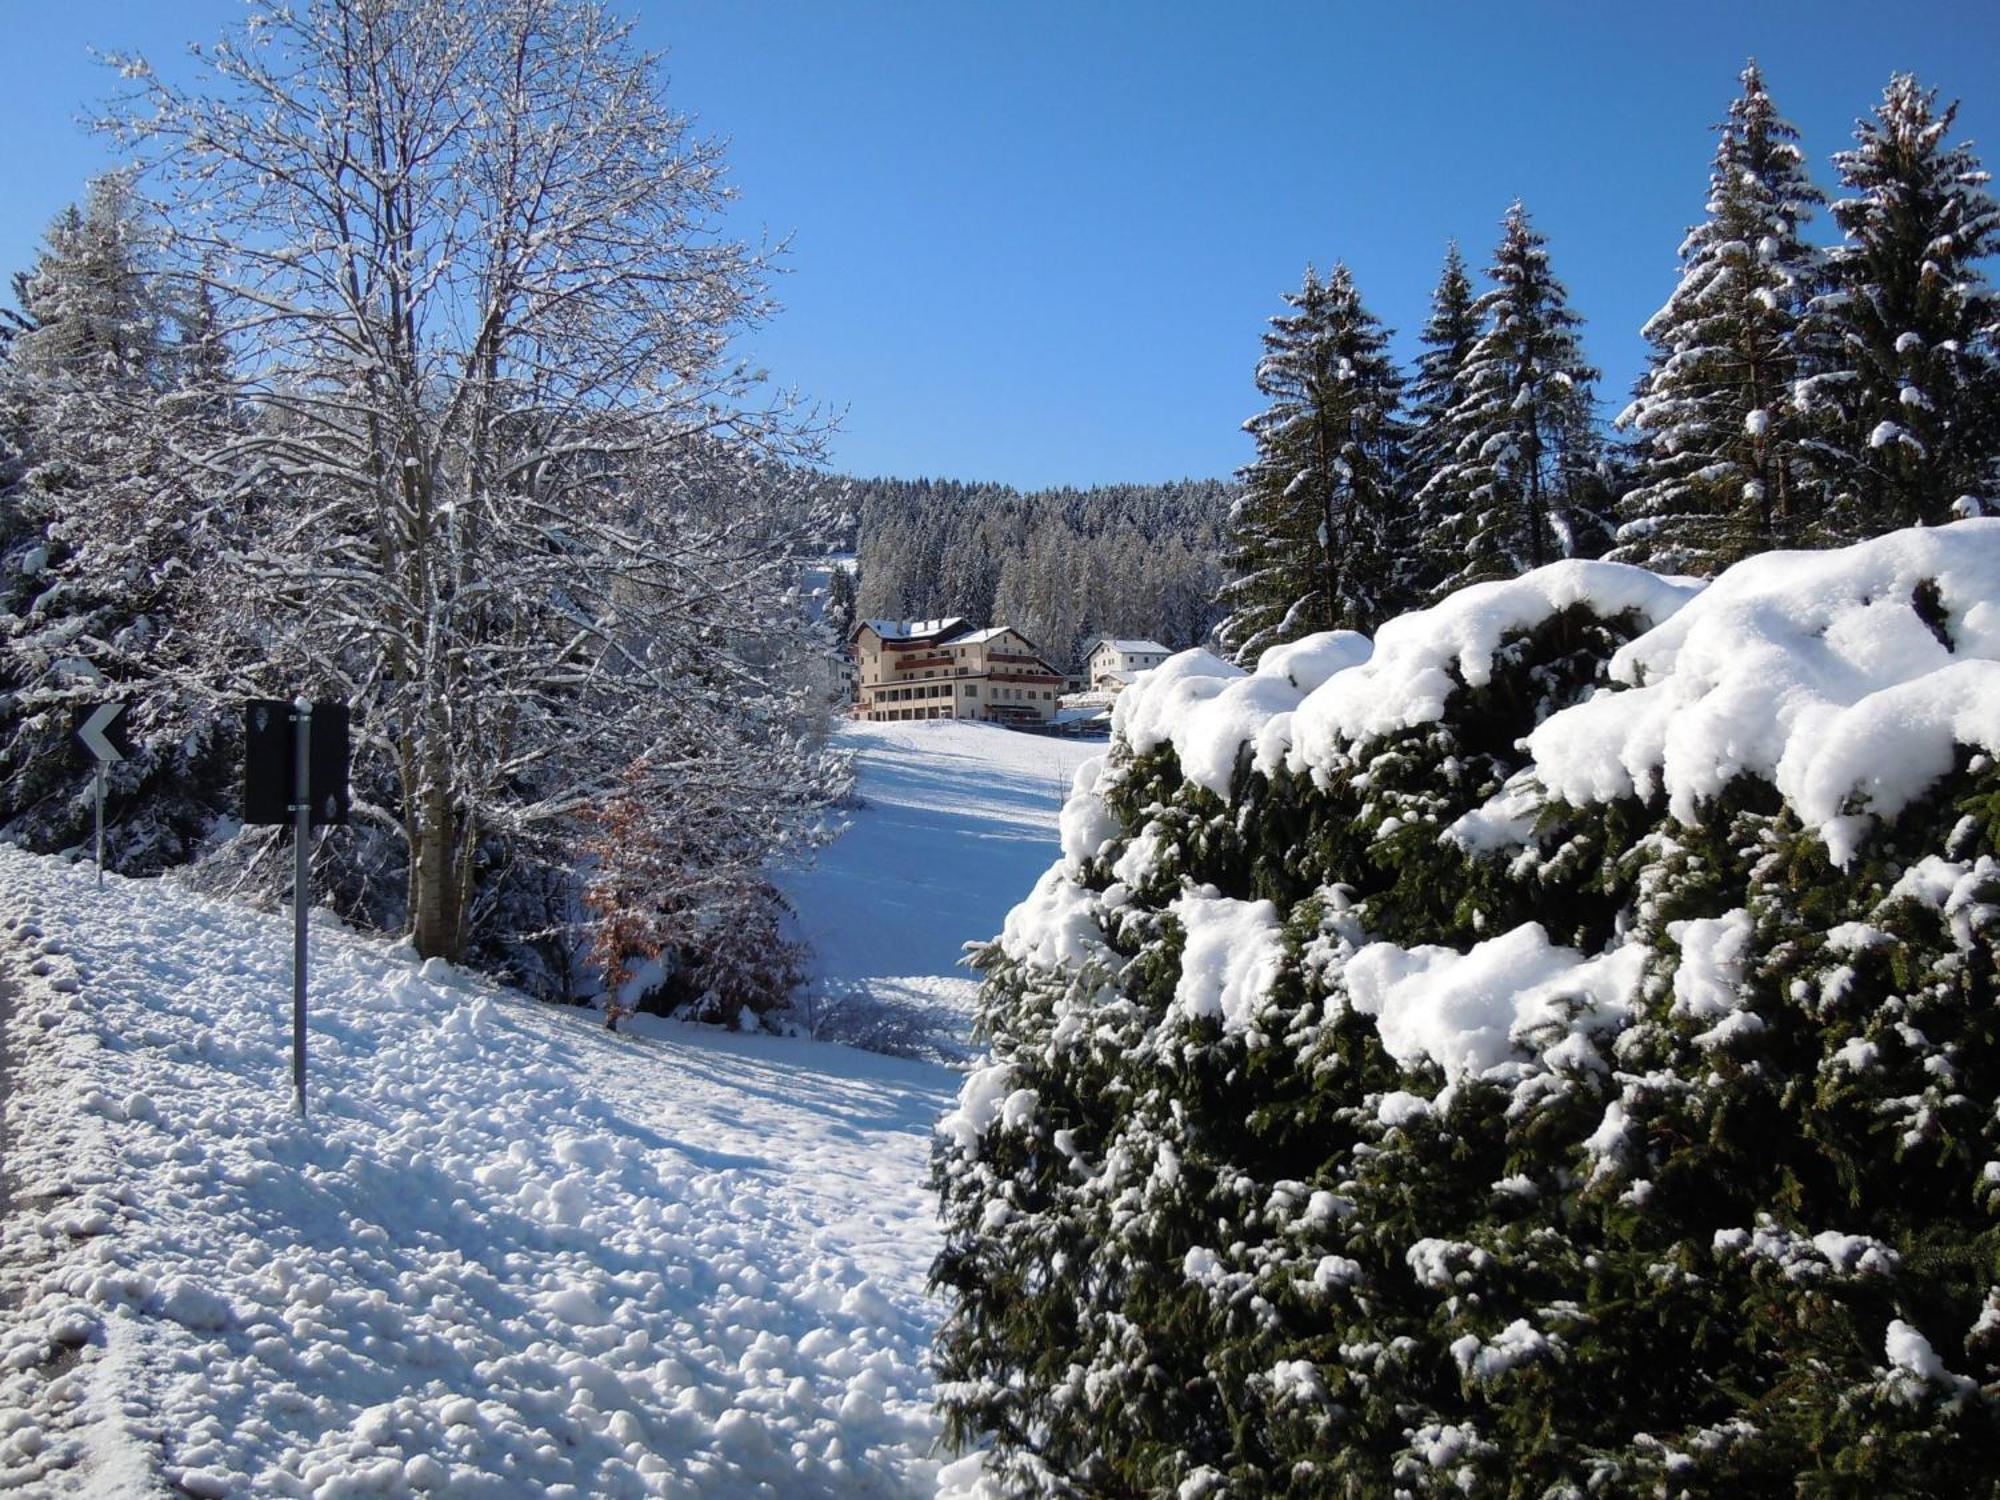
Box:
934, 522, 2000, 1496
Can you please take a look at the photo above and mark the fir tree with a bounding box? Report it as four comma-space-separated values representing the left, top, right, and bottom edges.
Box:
1797, 74, 2000, 530
825, 562, 857, 637
1422, 205, 1606, 597
1405, 243, 1481, 598
1617, 62, 1826, 573
0, 177, 232, 869
1218, 263, 1406, 666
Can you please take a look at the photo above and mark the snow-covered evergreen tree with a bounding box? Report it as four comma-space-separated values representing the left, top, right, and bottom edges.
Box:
1798, 74, 2000, 530
1617, 63, 1826, 572
825, 563, 858, 637
1421, 205, 1607, 597
1405, 243, 1481, 597
0, 177, 233, 868
1218, 263, 1407, 666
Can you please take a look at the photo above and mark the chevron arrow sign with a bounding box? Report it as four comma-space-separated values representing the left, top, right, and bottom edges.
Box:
75, 701, 132, 763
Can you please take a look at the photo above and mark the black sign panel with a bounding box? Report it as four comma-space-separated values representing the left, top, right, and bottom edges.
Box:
73, 701, 134, 762
309, 702, 351, 826
243, 699, 293, 824
243, 699, 352, 827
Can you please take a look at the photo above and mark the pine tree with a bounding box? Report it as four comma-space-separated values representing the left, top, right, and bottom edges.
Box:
825, 562, 857, 636
1617, 63, 1826, 573
1797, 74, 2000, 530
1219, 263, 1406, 666
0, 176, 232, 868
1422, 205, 1605, 596
1406, 244, 1481, 597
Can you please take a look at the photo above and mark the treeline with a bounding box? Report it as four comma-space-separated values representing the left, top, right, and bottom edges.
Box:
1221, 65, 2000, 665
846, 476, 1234, 670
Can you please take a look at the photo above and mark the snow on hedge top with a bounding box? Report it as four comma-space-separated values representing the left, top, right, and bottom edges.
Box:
1103, 525, 2000, 863
1529, 521, 2000, 858
1110, 566, 1691, 799
1111, 634, 1372, 797
1287, 562, 1699, 769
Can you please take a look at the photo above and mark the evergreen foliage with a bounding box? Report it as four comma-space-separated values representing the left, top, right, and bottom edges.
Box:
935, 528, 2000, 1496
851, 476, 1231, 667
1421, 205, 1610, 597
1798, 74, 2000, 530
0, 177, 234, 870
1218, 264, 1408, 667
1617, 63, 1827, 573
825, 562, 858, 638
1405, 245, 1480, 599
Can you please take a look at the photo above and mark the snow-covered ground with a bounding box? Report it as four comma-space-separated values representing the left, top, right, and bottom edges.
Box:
0, 718, 1095, 1497
782, 720, 1099, 1053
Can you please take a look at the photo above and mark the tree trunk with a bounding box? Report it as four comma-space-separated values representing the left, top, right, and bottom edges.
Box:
410, 767, 467, 961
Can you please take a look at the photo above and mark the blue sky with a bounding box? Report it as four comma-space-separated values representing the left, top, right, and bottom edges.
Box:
5, 2, 1999, 489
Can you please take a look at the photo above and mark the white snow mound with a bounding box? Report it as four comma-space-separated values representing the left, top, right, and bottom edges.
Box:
1530, 521, 2000, 859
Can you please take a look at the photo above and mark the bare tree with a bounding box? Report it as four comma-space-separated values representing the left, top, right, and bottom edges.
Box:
105, 0, 836, 959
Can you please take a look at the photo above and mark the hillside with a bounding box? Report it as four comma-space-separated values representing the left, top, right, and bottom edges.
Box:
782, 720, 1102, 1056
0, 719, 1094, 1497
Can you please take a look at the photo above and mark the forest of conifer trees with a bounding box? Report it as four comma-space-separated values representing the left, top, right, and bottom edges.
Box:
844, 476, 1233, 669
1212, 65, 1999, 665
852, 65, 2000, 680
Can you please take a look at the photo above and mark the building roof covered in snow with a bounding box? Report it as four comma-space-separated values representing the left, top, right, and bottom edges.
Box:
954, 626, 1024, 645
853, 616, 971, 643
1088, 637, 1172, 657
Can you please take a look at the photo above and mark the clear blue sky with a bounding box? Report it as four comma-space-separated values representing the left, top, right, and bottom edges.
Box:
5, 2, 1999, 489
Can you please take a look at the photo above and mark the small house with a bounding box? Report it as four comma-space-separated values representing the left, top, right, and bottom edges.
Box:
1084, 637, 1173, 694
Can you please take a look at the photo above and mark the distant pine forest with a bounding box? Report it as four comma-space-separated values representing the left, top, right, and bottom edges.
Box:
838, 475, 1235, 670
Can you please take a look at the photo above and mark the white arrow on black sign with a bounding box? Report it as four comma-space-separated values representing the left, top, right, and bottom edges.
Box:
78, 702, 127, 763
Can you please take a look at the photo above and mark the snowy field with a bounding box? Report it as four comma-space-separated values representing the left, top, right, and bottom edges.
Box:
782, 720, 1100, 1054
0, 719, 1097, 1497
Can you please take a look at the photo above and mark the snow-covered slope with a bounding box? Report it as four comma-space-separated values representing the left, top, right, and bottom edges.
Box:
0, 848, 960, 1498
782, 719, 1099, 1047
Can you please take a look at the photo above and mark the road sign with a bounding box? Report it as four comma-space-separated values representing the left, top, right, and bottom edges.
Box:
73, 701, 132, 763
308, 702, 352, 826
244, 699, 350, 826
241, 697, 354, 1118
244, 700, 292, 824
74, 700, 133, 887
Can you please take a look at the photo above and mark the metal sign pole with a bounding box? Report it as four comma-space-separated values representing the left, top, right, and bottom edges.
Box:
293, 699, 312, 1117
75, 696, 127, 887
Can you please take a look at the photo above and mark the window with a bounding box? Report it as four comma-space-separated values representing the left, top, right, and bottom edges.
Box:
966, 685, 978, 697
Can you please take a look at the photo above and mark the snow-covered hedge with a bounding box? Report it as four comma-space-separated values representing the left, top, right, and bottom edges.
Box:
933, 522, 2000, 1496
